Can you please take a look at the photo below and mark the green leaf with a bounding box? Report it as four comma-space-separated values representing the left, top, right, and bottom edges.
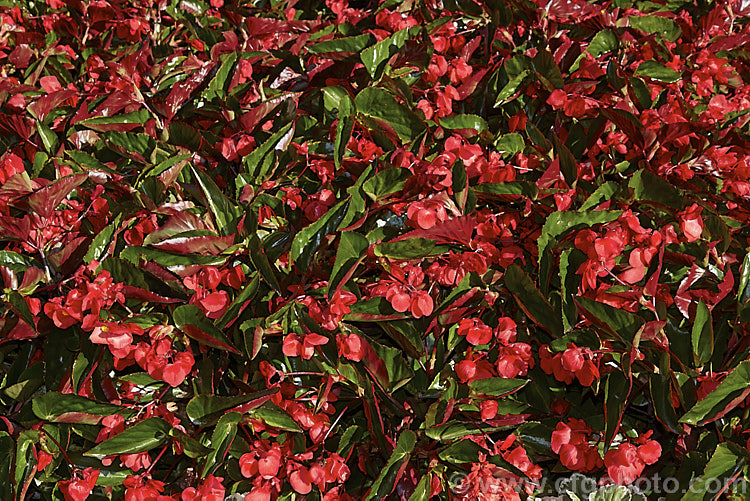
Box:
334, 98, 354, 168
308, 33, 374, 54
33, 392, 132, 424
190, 164, 242, 236
345, 297, 405, 322
680, 361, 750, 425
439, 439, 483, 464
169, 428, 213, 458
629, 15, 681, 42
361, 26, 421, 79
200, 412, 242, 478
409, 474, 432, 501
204, 52, 237, 100
494, 70, 530, 106
649, 372, 684, 435
635, 60, 681, 83
0, 432, 13, 501
329, 232, 369, 298
249, 403, 302, 432
439, 114, 488, 132
85, 418, 171, 458
504, 264, 562, 336
629, 169, 683, 208
37, 121, 58, 153
575, 297, 644, 343
249, 235, 282, 294
78, 110, 150, 129
364, 430, 416, 500
0, 251, 34, 273
121, 246, 228, 268
374, 238, 441, 260
494, 133, 525, 156
691, 300, 714, 365
362, 167, 411, 200
84, 219, 119, 263
290, 199, 349, 270
580, 182, 620, 211
474, 181, 537, 199
738, 250, 750, 306
173, 304, 241, 354
588, 30, 619, 57
105, 131, 156, 157
186, 389, 276, 426
681, 443, 749, 501
355, 87, 425, 143
604, 371, 630, 447
560, 249, 585, 331
533, 50, 564, 89
425, 422, 513, 441
468, 378, 528, 397
242, 122, 294, 184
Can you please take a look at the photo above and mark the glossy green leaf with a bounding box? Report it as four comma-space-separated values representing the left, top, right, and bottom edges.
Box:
588, 30, 619, 57
249, 403, 302, 432
200, 412, 242, 478
494, 70, 530, 106
33, 392, 133, 424
361, 26, 421, 79
504, 264, 562, 336
680, 361, 750, 425
186, 389, 276, 426
691, 300, 713, 366
362, 167, 411, 200
468, 377, 528, 397
681, 443, 749, 501
629, 15, 681, 42
308, 33, 374, 54
374, 238, 441, 260
355, 87, 425, 143
290, 199, 348, 270
85, 418, 171, 458
629, 169, 683, 208
575, 297, 645, 343
329, 231, 369, 297
173, 304, 241, 354
635, 60, 681, 83
439, 114, 488, 132
190, 164, 242, 236
604, 371, 630, 447
364, 430, 416, 500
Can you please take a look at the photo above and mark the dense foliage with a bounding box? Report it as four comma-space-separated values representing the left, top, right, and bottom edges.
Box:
2, 0, 750, 499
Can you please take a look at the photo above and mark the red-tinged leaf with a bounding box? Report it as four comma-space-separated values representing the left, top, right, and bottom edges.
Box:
164, 63, 216, 120
121, 285, 181, 303
344, 298, 407, 322
239, 93, 302, 133
151, 234, 235, 255
143, 212, 209, 246
32, 392, 134, 424
47, 235, 90, 274
456, 66, 491, 100
173, 304, 240, 354
27, 174, 87, 218
599, 108, 644, 147
681, 361, 750, 425
27, 89, 77, 121
393, 215, 476, 246
89, 91, 136, 119
186, 389, 278, 426
0, 172, 34, 200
